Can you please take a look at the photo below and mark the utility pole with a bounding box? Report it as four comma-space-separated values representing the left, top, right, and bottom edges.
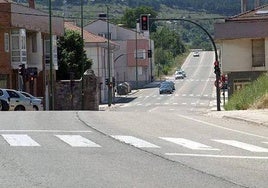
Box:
81, 0, 84, 110
107, 6, 112, 107
49, 0, 54, 110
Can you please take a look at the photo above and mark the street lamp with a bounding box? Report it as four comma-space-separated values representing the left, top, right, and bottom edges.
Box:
81, 0, 84, 110
49, 0, 54, 110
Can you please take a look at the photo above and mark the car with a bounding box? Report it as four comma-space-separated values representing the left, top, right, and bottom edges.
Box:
0, 89, 10, 111
175, 69, 186, 78
193, 51, 200, 57
19, 91, 43, 111
0, 88, 33, 111
175, 72, 184, 79
159, 85, 173, 94
160, 81, 175, 91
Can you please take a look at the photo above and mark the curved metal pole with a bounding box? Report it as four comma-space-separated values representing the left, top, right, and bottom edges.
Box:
151, 18, 221, 111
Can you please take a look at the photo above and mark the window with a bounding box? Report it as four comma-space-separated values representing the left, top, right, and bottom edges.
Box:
134, 49, 146, 59
11, 29, 27, 63
32, 34, 37, 53
0, 74, 8, 88
98, 32, 111, 39
4, 33, 9, 52
252, 39, 265, 67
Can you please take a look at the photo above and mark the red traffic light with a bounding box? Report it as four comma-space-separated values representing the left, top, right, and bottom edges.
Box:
140, 15, 149, 31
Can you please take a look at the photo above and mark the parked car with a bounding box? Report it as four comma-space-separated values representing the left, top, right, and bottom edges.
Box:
0, 88, 33, 111
19, 91, 43, 111
0, 90, 10, 111
159, 85, 173, 94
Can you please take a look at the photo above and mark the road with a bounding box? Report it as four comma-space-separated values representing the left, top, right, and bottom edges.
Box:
0, 51, 267, 188
116, 51, 217, 113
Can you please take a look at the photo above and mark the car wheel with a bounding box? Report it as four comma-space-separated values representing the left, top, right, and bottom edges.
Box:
33, 106, 39, 111
0, 100, 9, 111
14, 106, 25, 111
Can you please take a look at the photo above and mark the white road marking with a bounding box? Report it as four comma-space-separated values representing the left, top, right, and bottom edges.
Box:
263, 142, 268, 144
165, 153, 268, 159
112, 135, 160, 148
160, 137, 219, 150
175, 114, 268, 140
55, 135, 101, 147
0, 130, 92, 133
2, 134, 40, 146
213, 140, 268, 152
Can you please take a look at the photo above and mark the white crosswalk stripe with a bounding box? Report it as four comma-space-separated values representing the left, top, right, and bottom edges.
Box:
213, 140, 268, 152
111, 135, 160, 148
2, 134, 40, 146
159, 137, 219, 150
55, 135, 101, 147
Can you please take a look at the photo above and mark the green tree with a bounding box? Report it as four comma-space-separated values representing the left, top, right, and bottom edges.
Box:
57, 30, 92, 80
120, 6, 158, 31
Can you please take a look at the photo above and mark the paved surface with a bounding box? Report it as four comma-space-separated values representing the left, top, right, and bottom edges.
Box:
208, 109, 268, 127
100, 81, 268, 128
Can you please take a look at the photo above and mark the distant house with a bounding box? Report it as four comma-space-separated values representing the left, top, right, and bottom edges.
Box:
64, 22, 119, 104
84, 18, 154, 89
214, 4, 268, 96
0, 0, 64, 109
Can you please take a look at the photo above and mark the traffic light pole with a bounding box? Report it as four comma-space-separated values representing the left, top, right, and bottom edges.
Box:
151, 18, 221, 111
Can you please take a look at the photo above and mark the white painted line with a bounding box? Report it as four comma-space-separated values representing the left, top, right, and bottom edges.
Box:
263, 142, 268, 144
175, 114, 268, 140
213, 140, 268, 152
0, 130, 92, 133
165, 153, 268, 159
173, 103, 178, 105
160, 137, 219, 150
2, 134, 40, 146
55, 135, 101, 147
182, 103, 187, 105
112, 135, 160, 148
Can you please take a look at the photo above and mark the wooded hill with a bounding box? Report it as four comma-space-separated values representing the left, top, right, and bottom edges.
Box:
31, 0, 268, 16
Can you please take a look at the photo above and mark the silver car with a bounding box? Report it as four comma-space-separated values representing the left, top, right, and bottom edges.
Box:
19, 91, 43, 111
0, 88, 33, 111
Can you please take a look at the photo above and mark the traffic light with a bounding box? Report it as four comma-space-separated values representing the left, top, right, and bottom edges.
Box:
214, 61, 220, 75
148, 50, 152, 58
18, 64, 25, 76
140, 15, 149, 31
105, 78, 109, 85
112, 77, 115, 87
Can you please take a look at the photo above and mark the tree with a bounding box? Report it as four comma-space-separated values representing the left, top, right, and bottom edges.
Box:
120, 6, 158, 31
57, 30, 92, 80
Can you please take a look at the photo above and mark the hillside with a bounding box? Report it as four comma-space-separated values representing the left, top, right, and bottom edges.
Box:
32, 0, 268, 16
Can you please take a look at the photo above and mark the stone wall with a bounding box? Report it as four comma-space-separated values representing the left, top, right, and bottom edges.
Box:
54, 69, 99, 110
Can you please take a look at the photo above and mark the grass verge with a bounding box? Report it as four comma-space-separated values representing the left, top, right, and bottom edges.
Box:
224, 73, 268, 110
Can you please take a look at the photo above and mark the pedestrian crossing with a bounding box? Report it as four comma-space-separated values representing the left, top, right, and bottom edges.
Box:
1, 133, 268, 155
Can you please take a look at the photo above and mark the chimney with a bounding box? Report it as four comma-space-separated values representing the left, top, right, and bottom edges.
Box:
241, 0, 247, 13
28, 0, 35, 9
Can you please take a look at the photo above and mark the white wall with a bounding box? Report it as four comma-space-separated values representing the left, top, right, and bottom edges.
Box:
221, 39, 252, 73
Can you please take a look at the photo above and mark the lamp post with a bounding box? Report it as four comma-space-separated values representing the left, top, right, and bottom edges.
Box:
81, 0, 84, 110
135, 19, 139, 89
49, 0, 54, 110
107, 6, 112, 107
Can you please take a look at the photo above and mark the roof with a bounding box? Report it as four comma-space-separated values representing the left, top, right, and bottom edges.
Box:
64, 21, 118, 46
227, 4, 268, 21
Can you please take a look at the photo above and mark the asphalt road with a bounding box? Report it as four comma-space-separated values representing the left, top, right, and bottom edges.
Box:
0, 52, 267, 188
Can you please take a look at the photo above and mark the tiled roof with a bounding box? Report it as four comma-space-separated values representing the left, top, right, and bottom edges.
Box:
0, 0, 12, 3
227, 4, 268, 21
64, 21, 114, 44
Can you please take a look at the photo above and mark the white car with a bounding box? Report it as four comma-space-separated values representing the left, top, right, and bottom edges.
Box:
19, 91, 43, 111
193, 51, 200, 57
0, 88, 34, 111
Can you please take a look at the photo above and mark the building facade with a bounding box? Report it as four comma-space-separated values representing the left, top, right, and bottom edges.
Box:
0, 0, 64, 109
214, 4, 268, 95
84, 19, 154, 89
